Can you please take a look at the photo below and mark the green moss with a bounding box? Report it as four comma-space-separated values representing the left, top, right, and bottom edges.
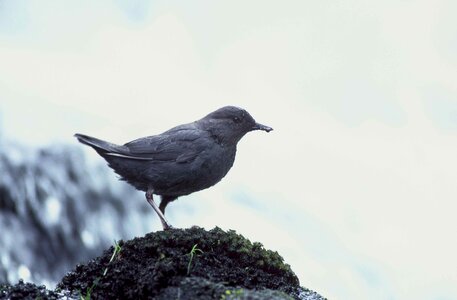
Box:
221, 288, 244, 299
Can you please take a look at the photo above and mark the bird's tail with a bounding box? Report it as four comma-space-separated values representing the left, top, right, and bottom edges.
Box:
74, 133, 123, 154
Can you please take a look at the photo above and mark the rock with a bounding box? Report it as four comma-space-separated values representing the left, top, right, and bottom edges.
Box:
56, 227, 325, 300
0, 280, 63, 300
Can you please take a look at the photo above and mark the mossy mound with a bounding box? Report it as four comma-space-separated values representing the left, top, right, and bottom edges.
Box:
57, 227, 325, 300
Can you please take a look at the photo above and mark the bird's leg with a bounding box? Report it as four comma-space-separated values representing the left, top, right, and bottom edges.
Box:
159, 195, 177, 215
145, 188, 173, 230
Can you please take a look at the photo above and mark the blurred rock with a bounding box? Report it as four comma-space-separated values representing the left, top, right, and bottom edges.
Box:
0, 141, 152, 286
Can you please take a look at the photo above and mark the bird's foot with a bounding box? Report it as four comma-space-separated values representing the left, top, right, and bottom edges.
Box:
162, 222, 174, 231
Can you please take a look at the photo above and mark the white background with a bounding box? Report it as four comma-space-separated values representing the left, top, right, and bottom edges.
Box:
1, 1, 457, 299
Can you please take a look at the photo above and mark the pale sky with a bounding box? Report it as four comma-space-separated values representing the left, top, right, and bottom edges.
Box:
1, 1, 457, 299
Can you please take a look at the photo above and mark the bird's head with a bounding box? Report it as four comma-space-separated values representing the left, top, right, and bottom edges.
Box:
200, 106, 272, 145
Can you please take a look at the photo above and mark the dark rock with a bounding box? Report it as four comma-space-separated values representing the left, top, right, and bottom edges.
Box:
57, 227, 326, 300
0, 280, 62, 300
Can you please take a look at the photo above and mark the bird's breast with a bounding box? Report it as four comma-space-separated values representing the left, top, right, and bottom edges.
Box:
197, 145, 236, 182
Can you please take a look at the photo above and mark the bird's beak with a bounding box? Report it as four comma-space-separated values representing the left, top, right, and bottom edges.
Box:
252, 122, 273, 132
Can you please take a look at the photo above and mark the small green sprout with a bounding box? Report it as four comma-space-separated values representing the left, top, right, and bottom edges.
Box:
79, 278, 99, 300
103, 240, 122, 276
187, 243, 203, 275
79, 240, 122, 300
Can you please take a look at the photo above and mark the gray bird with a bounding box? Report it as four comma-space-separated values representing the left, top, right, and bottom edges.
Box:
75, 106, 272, 229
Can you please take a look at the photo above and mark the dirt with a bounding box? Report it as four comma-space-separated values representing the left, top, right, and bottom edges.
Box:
1, 227, 326, 299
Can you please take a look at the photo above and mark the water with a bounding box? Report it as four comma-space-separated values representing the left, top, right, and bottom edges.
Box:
0, 140, 153, 286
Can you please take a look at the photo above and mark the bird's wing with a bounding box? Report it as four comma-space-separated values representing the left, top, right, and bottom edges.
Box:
122, 126, 207, 163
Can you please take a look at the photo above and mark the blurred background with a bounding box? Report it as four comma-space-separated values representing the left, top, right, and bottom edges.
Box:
1, 1, 457, 299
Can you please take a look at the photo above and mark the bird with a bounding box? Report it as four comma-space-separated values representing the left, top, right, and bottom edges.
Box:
75, 106, 272, 229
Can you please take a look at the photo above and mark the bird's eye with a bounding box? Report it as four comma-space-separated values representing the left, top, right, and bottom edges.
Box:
233, 117, 241, 123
